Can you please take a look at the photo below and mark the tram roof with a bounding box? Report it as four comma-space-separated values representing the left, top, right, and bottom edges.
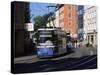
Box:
38, 28, 59, 31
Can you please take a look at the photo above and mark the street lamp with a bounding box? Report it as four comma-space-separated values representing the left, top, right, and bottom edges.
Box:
93, 29, 96, 47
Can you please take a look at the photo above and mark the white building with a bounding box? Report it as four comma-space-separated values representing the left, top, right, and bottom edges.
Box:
84, 6, 97, 46
46, 8, 60, 28
46, 18, 56, 28
55, 9, 60, 27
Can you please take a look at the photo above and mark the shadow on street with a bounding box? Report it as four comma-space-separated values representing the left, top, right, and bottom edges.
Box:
14, 55, 97, 74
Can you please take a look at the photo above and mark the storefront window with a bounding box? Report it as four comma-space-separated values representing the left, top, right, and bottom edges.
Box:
91, 35, 94, 43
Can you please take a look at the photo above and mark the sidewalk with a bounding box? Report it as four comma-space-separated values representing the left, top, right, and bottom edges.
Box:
73, 46, 97, 55
14, 55, 37, 64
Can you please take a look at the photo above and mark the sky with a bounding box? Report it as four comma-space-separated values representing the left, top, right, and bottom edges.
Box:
29, 2, 56, 22
29, 2, 84, 22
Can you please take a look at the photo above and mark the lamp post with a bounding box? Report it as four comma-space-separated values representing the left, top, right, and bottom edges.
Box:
93, 29, 96, 47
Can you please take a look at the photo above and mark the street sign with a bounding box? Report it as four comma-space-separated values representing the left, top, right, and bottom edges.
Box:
25, 23, 34, 31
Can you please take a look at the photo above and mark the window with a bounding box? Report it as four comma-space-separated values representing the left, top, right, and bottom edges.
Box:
68, 13, 71, 18
69, 22, 71, 26
59, 13, 64, 20
69, 5, 72, 9
91, 35, 94, 43
88, 36, 90, 43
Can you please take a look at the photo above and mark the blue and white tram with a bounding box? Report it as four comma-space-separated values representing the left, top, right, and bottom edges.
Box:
36, 28, 67, 58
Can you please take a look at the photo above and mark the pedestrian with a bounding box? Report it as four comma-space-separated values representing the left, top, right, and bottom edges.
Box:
77, 42, 80, 48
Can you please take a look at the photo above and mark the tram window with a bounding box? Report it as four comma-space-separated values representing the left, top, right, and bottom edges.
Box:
52, 34, 58, 45
58, 36, 62, 45
38, 37, 53, 43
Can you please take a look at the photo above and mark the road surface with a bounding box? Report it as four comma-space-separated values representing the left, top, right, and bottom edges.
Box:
14, 47, 97, 74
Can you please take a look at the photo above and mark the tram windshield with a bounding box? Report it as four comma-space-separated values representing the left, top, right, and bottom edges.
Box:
38, 30, 53, 46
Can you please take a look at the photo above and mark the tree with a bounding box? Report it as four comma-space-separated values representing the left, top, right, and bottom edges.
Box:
33, 14, 50, 42
33, 13, 53, 31
33, 15, 43, 31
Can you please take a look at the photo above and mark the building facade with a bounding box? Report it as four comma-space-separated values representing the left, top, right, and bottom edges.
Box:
46, 12, 56, 28
55, 8, 60, 27
76, 5, 84, 43
12, 1, 30, 57
56, 4, 77, 38
84, 6, 97, 46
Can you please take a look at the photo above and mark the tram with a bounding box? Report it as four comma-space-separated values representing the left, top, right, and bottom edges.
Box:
36, 28, 67, 58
